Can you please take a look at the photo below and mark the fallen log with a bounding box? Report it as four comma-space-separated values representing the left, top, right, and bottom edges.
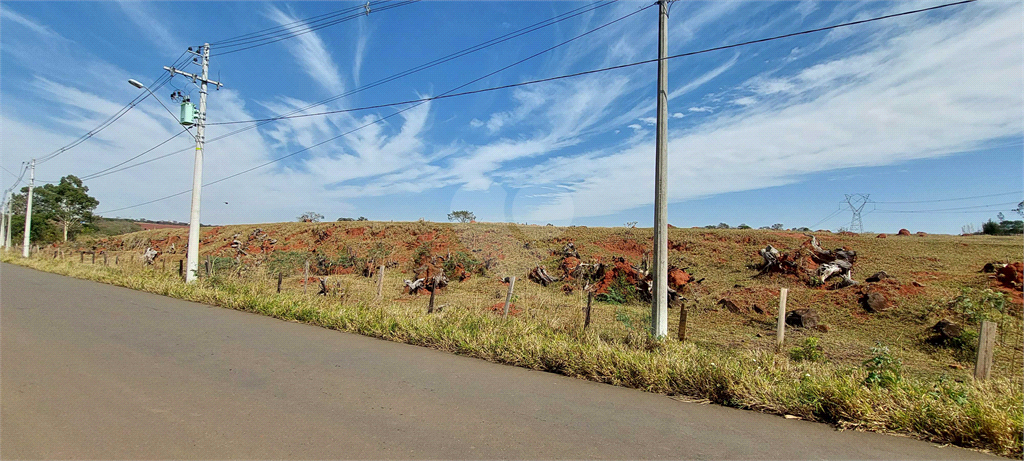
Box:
528, 266, 561, 286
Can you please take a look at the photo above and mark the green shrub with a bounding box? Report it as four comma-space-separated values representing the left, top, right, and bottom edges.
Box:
790, 337, 824, 362
863, 342, 902, 388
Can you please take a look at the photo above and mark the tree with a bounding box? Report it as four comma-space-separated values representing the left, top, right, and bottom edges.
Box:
357, 216, 368, 221
737, 223, 751, 229
716, 222, 730, 229
36, 175, 99, 241
447, 210, 475, 223
298, 212, 324, 223
771, 223, 784, 230
1015, 201, 1023, 218
337, 217, 355, 222
10, 175, 98, 243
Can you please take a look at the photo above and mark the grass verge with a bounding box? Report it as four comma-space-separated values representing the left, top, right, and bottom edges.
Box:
3, 253, 1021, 458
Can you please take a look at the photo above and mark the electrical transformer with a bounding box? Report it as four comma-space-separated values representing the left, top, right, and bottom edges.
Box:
179, 101, 196, 126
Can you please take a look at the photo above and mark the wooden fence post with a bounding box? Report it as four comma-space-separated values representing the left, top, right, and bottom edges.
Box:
303, 260, 309, 295
92, 253, 96, 264
277, 272, 283, 294
53, 250, 57, 259
975, 320, 997, 380
776, 287, 788, 350
584, 290, 593, 330
427, 276, 438, 314
207, 255, 213, 275
376, 264, 385, 298
115, 255, 119, 265
178, 259, 184, 279
80, 252, 84, 263
678, 307, 687, 342
104, 253, 107, 266
503, 276, 516, 318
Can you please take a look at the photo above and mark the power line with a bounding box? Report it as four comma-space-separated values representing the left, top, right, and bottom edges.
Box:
807, 205, 845, 229
96, 2, 655, 214
213, 1, 421, 56
209, 2, 385, 46
32, 52, 192, 167
77, 1, 620, 183
873, 201, 1020, 213
872, 190, 1022, 204
209, 0, 979, 126
96, 0, 980, 214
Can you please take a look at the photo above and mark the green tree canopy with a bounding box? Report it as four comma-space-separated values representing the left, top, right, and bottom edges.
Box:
10, 175, 98, 243
447, 210, 476, 223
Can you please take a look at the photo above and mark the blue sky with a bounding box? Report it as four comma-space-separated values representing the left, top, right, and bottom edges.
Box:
1, 0, 1021, 234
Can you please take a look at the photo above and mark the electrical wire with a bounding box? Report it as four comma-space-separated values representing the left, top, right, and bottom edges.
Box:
96, 2, 653, 214
209, 0, 978, 126
213, 1, 420, 56
806, 206, 846, 229
209, 2, 384, 46
872, 191, 1022, 204
80, 0, 620, 182
96, 0, 980, 214
872, 201, 1020, 213
32, 52, 193, 167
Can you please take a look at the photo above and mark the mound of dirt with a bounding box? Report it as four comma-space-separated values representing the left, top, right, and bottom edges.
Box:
996, 262, 1023, 290
897, 229, 911, 236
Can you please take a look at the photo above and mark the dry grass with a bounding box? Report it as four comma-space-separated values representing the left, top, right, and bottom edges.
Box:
8, 222, 1023, 457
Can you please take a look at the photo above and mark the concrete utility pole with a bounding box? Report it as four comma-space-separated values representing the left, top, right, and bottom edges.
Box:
0, 199, 7, 251
651, 0, 670, 338
22, 159, 35, 258
4, 193, 12, 248
164, 44, 222, 282
4, 194, 12, 249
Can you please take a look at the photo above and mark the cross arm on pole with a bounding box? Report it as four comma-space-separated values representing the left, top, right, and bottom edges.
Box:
163, 66, 223, 88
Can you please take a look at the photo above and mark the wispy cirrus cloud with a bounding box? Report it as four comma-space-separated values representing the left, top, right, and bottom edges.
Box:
0, 7, 67, 41
266, 5, 345, 95
507, 2, 1024, 222
115, 2, 181, 55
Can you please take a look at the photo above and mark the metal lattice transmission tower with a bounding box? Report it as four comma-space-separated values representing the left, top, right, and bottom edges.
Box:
844, 194, 870, 233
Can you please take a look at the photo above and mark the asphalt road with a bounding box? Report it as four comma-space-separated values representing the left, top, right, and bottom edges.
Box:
1, 262, 998, 459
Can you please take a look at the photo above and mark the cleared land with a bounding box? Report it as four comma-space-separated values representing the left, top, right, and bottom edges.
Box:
6, 222, 1022, 456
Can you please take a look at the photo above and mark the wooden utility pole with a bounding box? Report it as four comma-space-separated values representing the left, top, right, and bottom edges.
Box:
650, 0, 670, 338
503, 276, 516, 318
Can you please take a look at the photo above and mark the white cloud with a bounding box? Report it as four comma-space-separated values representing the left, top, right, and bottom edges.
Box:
0, 7, 66, 41
638, 117, 657, 126
672, 113, 685, 119
266, 6, 345, 95
732, 97, 757, 106
115, 2, 180, 55
628, 124, 642, 131
506, 2, 1024, 222
688, 106, 713, 113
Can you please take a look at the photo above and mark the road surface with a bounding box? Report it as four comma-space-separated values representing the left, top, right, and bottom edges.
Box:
1, 263, 997, 459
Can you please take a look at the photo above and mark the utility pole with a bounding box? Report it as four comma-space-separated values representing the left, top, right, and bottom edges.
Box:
22, 159, 35, 258
651, 0, 670, 338
3, 193, 12, 249
164, 43, 222, 282
844, 194, 869, 233
4, 194, 12, 249
0, 199, 6, 251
